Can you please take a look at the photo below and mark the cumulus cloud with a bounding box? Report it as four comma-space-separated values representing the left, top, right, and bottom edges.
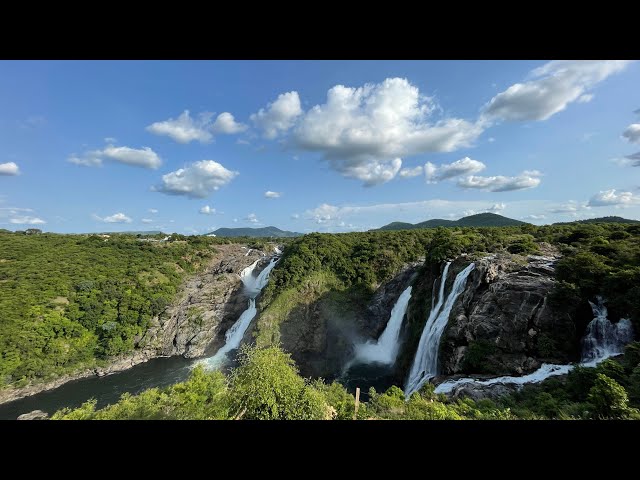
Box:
398, 166, 424, 178
93, 212, 132, 223
9, 216, 45, 225
307, 203, 340, 224
264, 191, 281, 198
291, 213, 300, 219
525, 214, 546, 220
293, 78, 485, 186
484, 60, 631, 121
141, 218, 153, 224
0, 162, 20, 176
246, 213, 259, 224
588, 189, 640, 207
489, 203, 506, 212
211, 112, 247, 134
199, 205, 216, 214
155, 160, 238, 198
147, 110, 214, 144
457, 170, 542, 192
623, 123, 640, 144
149, 208, 158, 214
424, 157, 486, 183
548, 201, 586, 214
69, 145, 161, 169
251, 91, 302, 139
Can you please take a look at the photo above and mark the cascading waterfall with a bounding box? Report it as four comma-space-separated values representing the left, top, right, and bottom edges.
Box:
201, 256, 279, 368
581, 296, 634, 365
405, 262, 476, 397
434, 296, 635, 394
353, 286, 413, 366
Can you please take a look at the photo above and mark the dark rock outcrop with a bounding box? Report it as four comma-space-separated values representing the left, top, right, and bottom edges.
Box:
440, 249, 577, 376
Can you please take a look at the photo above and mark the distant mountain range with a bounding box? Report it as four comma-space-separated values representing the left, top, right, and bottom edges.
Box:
375, 213, 528, 230
554, 216, 639, 225
208, 226, 302, 238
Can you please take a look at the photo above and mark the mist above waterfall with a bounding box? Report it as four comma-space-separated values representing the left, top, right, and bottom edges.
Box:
352, 286, 412, 366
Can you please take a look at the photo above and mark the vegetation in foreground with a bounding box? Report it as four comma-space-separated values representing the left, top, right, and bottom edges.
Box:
52, 343, 640, 420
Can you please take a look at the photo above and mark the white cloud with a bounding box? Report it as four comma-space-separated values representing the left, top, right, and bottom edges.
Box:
69, 145, 161, 169
488, 137, 496, 143
149, 208, 158, 214
457, 170, 542, 192
342, 158, 402, 186
548, 201, 586, 214
489, 202, 506, 212
236, 139, 250, 145
141, 218, 153, 224
483, 60, 631, 121
146, 110, 213, 144
264, 191, 281, 198
622, 124, 640, 144
199, 205, 216, 214
93, 212, 132, 223
155, 160, 238, 198
211, 112, 247, 134
233, 218, 238, 223
251, 91, 302, 139
246, 213, 259, 224
307, 203, 340, 224
104, 137, 117, 143
0, 162, 20, 176
525, 214, 546, 220
291, 213, 300, 219
577, 94, 594, 103
398, 166, 424, 178
588, 189, 640, 207
293, 78, 485, 186
9, 216, 45, 225
424, 157, 486, 183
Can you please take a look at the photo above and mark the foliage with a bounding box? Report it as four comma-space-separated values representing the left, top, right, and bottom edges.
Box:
0, 232, 232, 388
228, 345, 328, 420
588, 374, 632, 419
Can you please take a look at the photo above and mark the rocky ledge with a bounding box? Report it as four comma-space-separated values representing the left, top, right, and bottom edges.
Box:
440, 245, 577, 376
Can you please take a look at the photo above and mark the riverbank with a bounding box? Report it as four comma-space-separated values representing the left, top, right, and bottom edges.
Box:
0, 348, 165, 406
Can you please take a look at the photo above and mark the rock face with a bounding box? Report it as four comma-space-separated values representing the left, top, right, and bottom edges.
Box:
276, 261, 423, 379
439, 249, 577, 377
139, 244, 267, 358
17, 410, 48, 420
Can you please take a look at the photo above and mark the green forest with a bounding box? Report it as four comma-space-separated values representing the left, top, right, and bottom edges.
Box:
0, 232, 245, 388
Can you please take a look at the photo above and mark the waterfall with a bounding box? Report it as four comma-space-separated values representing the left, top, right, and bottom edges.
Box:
201, 256, 279, 368
434, 296, 635, 395
581, 296, 634, 365
405, 262, 476, 397
353, 286, 413, 366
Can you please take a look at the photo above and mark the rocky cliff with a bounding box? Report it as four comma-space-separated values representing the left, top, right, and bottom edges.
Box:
439, 247, 578, 376
139, 244, 268, 358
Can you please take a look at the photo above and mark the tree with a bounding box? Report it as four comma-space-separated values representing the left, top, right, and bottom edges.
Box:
228, 345, 328, 420
587, 374, 631, 418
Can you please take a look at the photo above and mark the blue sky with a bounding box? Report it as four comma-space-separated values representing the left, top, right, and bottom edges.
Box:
1, 60, 639, 234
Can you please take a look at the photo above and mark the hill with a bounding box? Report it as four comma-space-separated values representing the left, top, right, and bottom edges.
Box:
209, 226, 301, 238
376, 213, 527, 231
554, 216, 639, 225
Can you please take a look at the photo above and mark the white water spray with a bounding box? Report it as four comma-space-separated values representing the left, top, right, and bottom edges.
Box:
353, 286, 413, 366
434, 296, 635, 395
201, 256, 279, 368
405, 262, 477, 397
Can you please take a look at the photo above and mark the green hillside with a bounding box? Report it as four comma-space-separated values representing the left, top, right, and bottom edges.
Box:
209, 226, 301, 238
376, 213, 527, 231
